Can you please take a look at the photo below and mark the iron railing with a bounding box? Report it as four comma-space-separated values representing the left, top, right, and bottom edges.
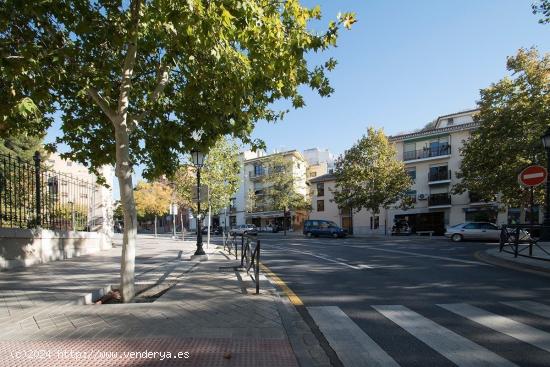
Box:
223, 232, 260, 294
403, 145, 451, 161
429, 170, 451, 182
428, 193, 451, 206
499, 225, 549, 260
0, 151, 99, 231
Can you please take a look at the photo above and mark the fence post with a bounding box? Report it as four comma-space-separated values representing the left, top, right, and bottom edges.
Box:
514, 227, 520, 258
33, 151, 41, 227
240, 235, 245, 267
256, 240, 260, 295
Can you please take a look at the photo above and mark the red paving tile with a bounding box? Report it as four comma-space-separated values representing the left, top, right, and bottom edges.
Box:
0, 337, 298, 367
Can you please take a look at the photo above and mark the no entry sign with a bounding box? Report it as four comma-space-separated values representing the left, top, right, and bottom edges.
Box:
518, 165, 548, 187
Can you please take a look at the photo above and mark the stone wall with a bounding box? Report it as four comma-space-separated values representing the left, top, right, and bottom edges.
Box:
0, 228, 112, 270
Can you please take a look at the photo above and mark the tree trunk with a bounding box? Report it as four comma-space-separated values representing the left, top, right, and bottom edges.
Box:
154, 215, 158, 237
207, 204, 211, 247
180, 212, 184, 239
115, 127, 137, 303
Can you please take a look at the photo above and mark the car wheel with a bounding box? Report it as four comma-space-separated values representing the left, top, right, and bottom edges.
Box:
332, 233, 339, 239
306, 232, 312, 238
451, 234, 463, 242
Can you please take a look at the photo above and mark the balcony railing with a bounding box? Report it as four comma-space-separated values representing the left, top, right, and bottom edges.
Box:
249, 171, 265, 179
428, 193, 451, 206
469, 192, 496, 203
429, 170, 451, 182
403, 145, 451, 161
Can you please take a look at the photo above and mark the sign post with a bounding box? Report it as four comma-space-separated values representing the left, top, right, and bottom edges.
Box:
518, 165, 548, 225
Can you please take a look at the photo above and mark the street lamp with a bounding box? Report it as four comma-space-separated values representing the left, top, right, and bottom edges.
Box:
191, 150, 206, 257
541, 128, 550, 241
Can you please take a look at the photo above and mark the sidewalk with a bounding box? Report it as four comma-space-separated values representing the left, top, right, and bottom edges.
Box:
481, 242, 550, 275
0, 235, 331, 367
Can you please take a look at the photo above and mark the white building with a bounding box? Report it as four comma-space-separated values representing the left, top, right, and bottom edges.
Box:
46, 153, 114, 233
220, 150, 309, 231
307, 108, 535, 236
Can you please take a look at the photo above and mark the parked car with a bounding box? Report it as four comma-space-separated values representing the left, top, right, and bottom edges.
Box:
303, 220, 347, 238
391, 220, 412, 236
201, 226, 222, 235
444, 222, 530, 242
229, 224, 258, 236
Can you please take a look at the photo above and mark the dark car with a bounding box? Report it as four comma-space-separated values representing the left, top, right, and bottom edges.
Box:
303, 220, 347, 238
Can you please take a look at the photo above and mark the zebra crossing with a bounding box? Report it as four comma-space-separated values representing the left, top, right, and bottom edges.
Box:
309, 300, 550, 367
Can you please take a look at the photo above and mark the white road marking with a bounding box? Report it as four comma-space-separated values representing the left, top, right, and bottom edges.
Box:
308, 306, 399, 367
374, 305, 517, 367
279, 246, 373, 269
439, 303, 550, 353
502, 300, 550, 319
366, 247, 492, 267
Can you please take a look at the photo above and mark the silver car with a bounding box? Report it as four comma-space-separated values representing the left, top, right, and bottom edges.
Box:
445, 222, 502, 242
229, 224, 258, 236
445, 222, 529, 242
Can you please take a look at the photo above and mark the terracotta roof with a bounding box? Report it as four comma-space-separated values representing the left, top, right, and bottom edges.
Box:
389, 121, 480, 142
308, 173, 335, 183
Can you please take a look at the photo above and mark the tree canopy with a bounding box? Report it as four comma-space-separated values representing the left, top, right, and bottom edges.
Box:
453, 48, 550, 208
332, 127, 412, 214
1, 0, 355, 301
134, 180, 173, 218
533, 0, 550, 23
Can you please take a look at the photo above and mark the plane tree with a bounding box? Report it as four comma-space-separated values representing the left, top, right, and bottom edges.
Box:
1, 0, 355, 301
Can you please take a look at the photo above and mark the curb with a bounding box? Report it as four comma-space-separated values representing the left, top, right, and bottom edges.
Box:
475, 250, 550, 278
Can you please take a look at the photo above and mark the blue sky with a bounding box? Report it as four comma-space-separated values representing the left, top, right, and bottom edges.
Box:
45, 0, 549, 195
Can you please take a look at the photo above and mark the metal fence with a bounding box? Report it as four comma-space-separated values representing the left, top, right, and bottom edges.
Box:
499, 224, 550, 261
0, 151, 99, 231
223, 232, 261, 294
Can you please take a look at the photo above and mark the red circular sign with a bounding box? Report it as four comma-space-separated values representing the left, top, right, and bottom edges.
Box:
518, 165, 548, 187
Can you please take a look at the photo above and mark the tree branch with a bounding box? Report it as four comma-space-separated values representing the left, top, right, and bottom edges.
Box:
116, 0, 142, 126
87, 87, 117, 123
130, 60, 171, 129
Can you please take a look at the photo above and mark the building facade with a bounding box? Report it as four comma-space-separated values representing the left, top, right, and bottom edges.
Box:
307, 108, 536, 236
220, 150, 310, 231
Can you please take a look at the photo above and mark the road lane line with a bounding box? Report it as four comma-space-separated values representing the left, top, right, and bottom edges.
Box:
439, 303, 550, 353
366, 247, 491, 266
374, 305, 517, 367
282, 247, 373, 269
259, 263, 303, 306
308, 306, 399, 367
502, 300, 550, 319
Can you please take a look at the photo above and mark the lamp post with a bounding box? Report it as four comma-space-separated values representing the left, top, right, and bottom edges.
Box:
191, 150, 206, 257
541, 128, 550, 241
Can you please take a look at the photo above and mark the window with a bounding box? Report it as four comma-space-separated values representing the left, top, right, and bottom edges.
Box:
66, 161, 72, 167
309, 171, 317, 178
406, 167, 416, 181
406, 190, 417, 203
481, 223, 498, 230
230, 216, 237, 228
464, 223, 481, 229
447, 117, 454, 125
317, 182, 325, 197
370, 216, 380, 229
317, 200, 325, 212
429, 165, 449, 181
253, 164, 265, 176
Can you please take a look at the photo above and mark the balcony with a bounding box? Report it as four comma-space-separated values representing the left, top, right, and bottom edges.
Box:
428, 170, 451, 184
469, 192, 496, 205
403, 145, 451, 162
249, 171, 265, 180
428, 193, 451, 207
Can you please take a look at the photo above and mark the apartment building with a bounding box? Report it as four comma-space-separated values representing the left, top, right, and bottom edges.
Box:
220, 150, 309, 231
307, 108, 524, 236
308, 173, 389, 235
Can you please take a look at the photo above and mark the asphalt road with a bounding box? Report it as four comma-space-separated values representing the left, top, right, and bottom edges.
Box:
258, 234, 550, 367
